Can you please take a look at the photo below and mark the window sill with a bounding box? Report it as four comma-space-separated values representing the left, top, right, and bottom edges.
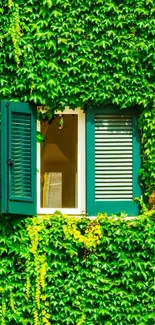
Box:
37, 213, 139, 219
37, 208, 85, 215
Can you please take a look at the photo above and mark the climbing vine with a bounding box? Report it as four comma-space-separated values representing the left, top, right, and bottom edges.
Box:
139, 106, 155, 196
0, 212, 155, 324
0, 0, 155, 108
1, 298, 6, 325
63, 215, 102, 259
27, 218, 50, 325
0, 1, 22, 65
8, 0, 13, 8
9, 2, 22, 66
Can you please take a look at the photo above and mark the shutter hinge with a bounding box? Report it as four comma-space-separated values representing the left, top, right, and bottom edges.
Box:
7, 159, 14, 167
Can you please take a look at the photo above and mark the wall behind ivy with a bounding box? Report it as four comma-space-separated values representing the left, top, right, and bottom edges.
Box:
0, 213, 155, 325
0, 0, 155, 109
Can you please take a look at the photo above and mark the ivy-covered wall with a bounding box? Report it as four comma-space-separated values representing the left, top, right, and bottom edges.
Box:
0, 212, 155, 325
0, 0, 155, 192
0, 0, 155, 109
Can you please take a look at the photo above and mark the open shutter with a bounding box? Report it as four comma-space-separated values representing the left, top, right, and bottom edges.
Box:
0, 104, 2, 210
0, 101, 36, 215
86, 106, 141, 216
0, 101, 7, 214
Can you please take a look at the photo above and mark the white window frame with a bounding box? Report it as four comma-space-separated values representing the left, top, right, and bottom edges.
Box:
37, 108, 85, 215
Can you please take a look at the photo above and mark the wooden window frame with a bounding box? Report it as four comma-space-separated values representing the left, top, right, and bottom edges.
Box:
37, 108, 86, 215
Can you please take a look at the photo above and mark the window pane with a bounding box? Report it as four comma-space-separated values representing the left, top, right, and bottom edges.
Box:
41, 115, 78, 208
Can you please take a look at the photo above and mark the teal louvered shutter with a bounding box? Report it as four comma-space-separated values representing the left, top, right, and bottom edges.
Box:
0, 101, 7, 214
0, 103, 2, 210
86, 106, 141, 216
0, 101, 36, 215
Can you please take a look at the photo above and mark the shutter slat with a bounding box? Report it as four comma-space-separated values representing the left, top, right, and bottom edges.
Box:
96, 186, 132, 190
96, 196, 132, 200
95, 145, 132, 148
96, 167, 132, 170
96, 151, 132, 155
96, 155, 132, 158
95, 135, 132, 138
96, 162, 132, 165
11, 113, 32, 198
96, 158, 132, 161
95, 147, 132, 150
95, 114, 133, 201
96, 182, 132, 186
96, 170, 132, 174
96, 139, 132, 143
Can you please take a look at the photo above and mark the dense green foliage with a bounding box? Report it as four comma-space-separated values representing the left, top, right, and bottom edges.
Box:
139, 107, 155, 195
0, 212, 155, 325
0, 0, 155, 109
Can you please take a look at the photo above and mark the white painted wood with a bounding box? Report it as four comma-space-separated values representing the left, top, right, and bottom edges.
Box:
96, 182, 132, 186
96, 138, 132, 142
37, 109, 85, 215
95, 158, 132, 162
95, 114, 133, 201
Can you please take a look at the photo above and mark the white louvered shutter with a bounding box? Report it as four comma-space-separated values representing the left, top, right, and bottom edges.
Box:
95, 114, 133, 200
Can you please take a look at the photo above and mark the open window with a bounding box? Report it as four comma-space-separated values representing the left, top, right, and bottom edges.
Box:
0, 101, 141, 217
37, 109, 85, 215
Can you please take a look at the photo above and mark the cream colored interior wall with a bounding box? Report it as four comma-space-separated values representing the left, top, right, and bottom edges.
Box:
41, 115, 78, 208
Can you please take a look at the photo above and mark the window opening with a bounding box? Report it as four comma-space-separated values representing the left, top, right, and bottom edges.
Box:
40, 115, 78, 209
